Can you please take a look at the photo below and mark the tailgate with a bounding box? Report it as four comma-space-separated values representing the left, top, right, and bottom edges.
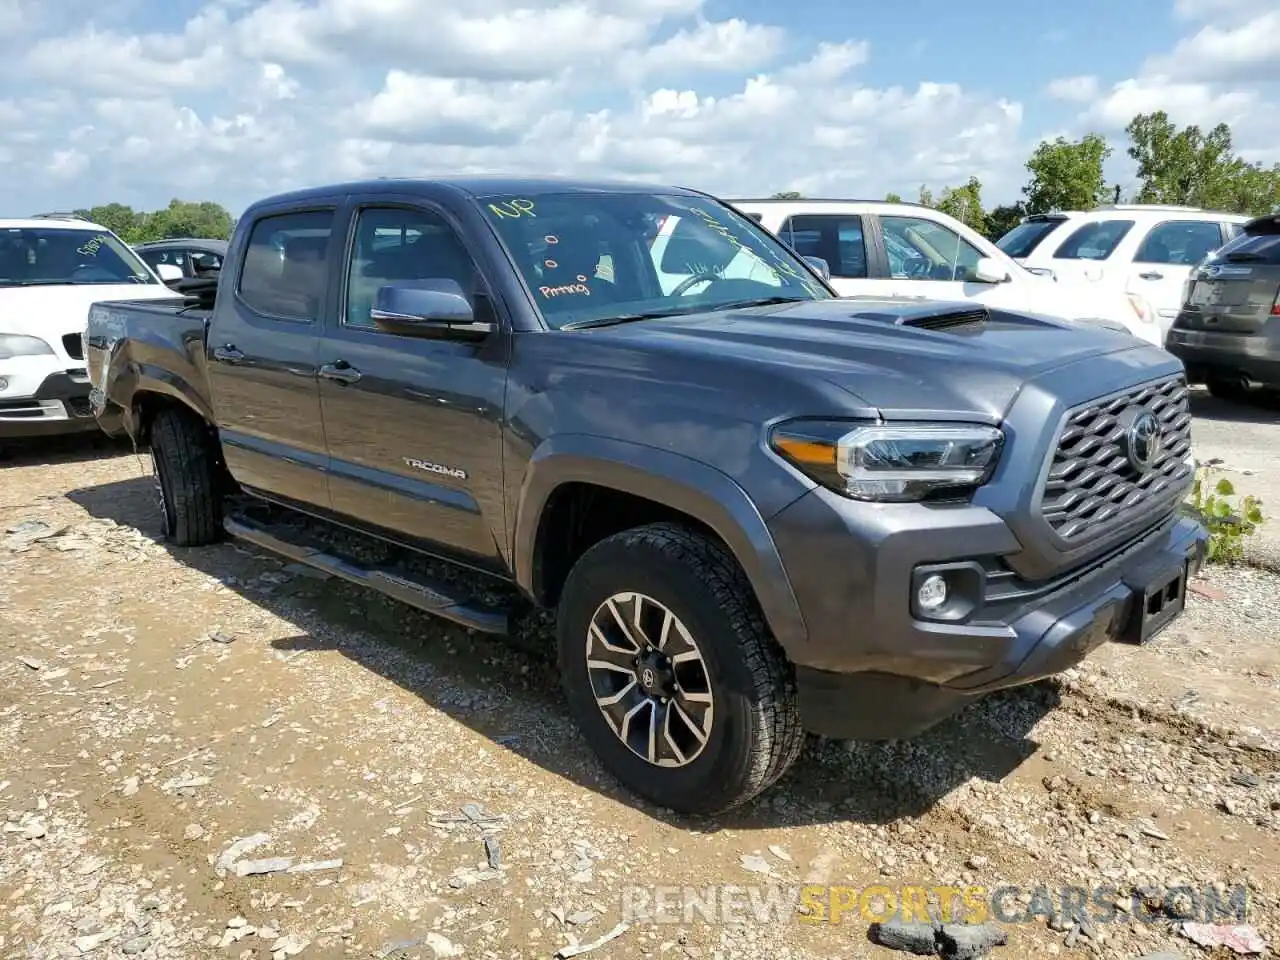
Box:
1178, 262, 1280, 335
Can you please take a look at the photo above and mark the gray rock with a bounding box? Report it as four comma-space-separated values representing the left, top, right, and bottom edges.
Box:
938, 923, 1008, 959
869, 919, 938, 955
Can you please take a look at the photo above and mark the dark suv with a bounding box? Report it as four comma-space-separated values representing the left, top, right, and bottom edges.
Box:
1167, 213, 1280, 400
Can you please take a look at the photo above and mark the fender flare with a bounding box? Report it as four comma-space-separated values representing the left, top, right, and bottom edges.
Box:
121, 362, 217, 437
512, 434, 808, 650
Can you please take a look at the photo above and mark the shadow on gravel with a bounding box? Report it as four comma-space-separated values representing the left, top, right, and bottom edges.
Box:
0, 432, 136, 468
1189, 388, 1280, 427
67, 474, 1059, 833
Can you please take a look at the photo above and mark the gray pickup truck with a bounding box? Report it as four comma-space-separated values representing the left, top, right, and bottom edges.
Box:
85, 176, 1207, 814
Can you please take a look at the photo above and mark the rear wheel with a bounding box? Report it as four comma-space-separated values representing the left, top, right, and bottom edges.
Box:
148, 407, 223, 546
556, 522, 803, 814
1207, 377, 1251, 403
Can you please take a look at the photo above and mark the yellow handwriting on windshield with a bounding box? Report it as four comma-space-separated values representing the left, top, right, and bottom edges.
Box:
688, 207, 825, 295
488, 199, 537, 219
76, 234, 111, 257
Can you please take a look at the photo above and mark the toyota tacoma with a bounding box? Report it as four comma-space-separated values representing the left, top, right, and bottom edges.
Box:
85, 177, 1207, 814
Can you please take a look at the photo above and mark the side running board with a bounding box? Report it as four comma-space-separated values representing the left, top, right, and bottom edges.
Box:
223, 515, 510, 636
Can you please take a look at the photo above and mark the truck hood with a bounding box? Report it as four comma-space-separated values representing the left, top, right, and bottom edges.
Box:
586, 298, 1152, 421
0, 284, 174, 339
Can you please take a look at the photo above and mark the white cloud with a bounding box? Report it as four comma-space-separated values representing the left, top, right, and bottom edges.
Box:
1080, 0, 1279, 159
0, 0, 1274, 217
1046, 75, 1099, 103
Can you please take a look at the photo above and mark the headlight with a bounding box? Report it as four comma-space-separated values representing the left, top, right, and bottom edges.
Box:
0, 334, 55, 360
769, 420, 1004, 502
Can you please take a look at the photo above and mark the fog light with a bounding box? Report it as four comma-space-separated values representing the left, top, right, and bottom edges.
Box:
0, 376, 8, 391
917, 574, 948, 612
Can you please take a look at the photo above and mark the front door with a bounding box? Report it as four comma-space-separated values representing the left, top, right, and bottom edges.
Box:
206, 207, 336, 509
318, 200, 508, 569
877, 214, 1022, 309
773, 213, 894, 298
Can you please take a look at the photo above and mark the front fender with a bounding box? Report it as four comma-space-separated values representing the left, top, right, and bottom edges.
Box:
512, 434, 808, 651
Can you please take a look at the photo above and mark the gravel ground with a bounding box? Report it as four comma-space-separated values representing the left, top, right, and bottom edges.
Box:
1, 429, 1278, 960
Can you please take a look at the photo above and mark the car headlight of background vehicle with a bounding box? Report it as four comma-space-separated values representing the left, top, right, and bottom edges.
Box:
769, 420, 1004, 502
0, 334, 55, 360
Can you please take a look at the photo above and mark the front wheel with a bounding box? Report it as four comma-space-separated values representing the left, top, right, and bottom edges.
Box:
556, 522, 803, 814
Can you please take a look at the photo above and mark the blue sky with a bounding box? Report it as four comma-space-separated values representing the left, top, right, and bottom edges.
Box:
0, 0, 1275, 216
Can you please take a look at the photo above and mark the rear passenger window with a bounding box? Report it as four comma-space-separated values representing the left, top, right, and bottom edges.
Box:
1134, 220, 1227, 265
779, 215, 868, 278
238, 210, 335, 322
1052, 220, 1134, 260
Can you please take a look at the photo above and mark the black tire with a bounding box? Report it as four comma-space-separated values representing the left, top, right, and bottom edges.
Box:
556, 522, 804, 815
149, 406, 223, 547
1207, 378, 1250, 403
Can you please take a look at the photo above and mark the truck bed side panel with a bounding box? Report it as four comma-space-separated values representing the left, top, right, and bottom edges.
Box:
86, 299, 215, 436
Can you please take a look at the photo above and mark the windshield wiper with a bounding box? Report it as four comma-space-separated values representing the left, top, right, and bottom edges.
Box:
705, 296, 813, 311
560, 306, 705, 330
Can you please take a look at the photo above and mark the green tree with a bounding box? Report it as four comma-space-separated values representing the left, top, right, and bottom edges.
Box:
73, 203, 144, 241
984, 203, 1026, 241
935, 176, 986, 232
140, 199, 235, 242
771, 191, 803, 200
885, 192, 904, 203
1125, 111, 1280, 215
1022, 134, 1112, 214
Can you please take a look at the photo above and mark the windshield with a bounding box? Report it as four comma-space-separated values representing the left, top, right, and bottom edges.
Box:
0, 227, 157, 287
478, 191, 832, 328
996, 219, 1063, 258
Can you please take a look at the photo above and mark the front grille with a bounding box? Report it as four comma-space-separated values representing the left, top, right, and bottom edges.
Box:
62, 333, 84, 360
1039, 375, 1192, 542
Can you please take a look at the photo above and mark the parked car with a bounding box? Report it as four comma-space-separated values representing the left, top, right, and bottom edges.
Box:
0, 215, 180, 449
133, 238, 228, 289
996, 204, 1249, 341
726, 198, 1163, 344
86, 177, 1206, 814
1166, 212, 1280, 401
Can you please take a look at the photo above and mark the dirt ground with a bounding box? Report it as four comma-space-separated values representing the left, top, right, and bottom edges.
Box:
2, 391, 1278, 960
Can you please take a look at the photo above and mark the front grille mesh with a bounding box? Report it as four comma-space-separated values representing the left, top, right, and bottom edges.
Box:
1039, 375, 1192, 542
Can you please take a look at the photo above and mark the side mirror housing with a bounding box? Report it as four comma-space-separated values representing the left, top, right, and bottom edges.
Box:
972, 257, 1010, 284
155, 263, 183, 283
801, 256, 831, 280
371, 280, 495, 341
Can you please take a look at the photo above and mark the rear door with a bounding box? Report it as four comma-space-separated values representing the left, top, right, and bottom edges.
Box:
774, 213, 893, 297
1123, 219, 1230, 330
206, 207, 335, 509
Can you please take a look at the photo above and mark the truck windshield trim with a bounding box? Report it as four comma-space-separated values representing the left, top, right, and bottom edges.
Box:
0, 226, 158, 288
475, 190, 833, 330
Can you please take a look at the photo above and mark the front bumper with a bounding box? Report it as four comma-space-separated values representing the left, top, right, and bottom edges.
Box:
0, 369, 100, 438
768, 485, 1208, 741
1166, 328, 1280, 388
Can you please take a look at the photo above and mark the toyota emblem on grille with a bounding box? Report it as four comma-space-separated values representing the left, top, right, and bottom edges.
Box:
1124, 410, 1161, 473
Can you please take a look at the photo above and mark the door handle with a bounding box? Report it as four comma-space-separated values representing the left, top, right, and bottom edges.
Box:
213, 344, 245, 363
1138, 271, 1164, 280
319, 361, 362, 385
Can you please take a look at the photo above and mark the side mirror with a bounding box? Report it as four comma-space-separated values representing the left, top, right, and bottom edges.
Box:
972, 257, 1010, 284
801, 256, 831, 280
370, 279, 495, 341
155, 263, 183, 283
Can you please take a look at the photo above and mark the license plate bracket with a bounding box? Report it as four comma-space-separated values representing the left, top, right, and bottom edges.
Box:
1122, 560, 1188, 645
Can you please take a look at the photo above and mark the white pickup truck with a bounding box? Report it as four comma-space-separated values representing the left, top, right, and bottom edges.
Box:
1, 215, 180, 449
651, 198, 1165, 345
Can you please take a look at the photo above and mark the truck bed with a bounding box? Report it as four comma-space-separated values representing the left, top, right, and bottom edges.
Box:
85, 296, 216, 437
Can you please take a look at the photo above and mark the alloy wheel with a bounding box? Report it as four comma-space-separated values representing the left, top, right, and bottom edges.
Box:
584, 592, 714, 767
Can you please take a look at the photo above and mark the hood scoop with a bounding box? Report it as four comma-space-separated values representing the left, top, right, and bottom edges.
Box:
894, 306, 990, 332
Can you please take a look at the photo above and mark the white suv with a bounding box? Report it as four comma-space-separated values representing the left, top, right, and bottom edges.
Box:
724, 198, 1164, 345
1, 215, 181, 448
995, 205, 1249, 339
